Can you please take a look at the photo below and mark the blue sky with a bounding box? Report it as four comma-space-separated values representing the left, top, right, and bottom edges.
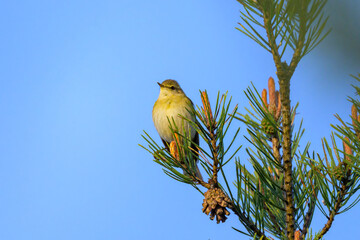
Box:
0, 1, 359, 240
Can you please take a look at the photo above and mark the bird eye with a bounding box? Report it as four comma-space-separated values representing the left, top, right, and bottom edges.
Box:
170, 86, 175, 90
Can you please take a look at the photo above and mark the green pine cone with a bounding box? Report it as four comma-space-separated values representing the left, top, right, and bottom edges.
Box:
334, 166, 343, 182
261, 118, 276, 135
334, 162, 350, 182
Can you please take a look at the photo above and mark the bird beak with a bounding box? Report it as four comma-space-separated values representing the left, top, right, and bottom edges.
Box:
157, 82, 164, 88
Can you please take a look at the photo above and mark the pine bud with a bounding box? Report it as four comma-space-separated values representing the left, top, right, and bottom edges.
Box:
169, 141, 179, 161
262, 89, 268, 108
343, 137, 352, 162
351, 104, 357, 126
201, 91, 213, 128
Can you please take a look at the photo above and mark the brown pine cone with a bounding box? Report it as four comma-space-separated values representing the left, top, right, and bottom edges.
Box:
202, 188, 231, 223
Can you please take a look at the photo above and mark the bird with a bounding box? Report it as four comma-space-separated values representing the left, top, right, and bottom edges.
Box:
152, 79, 203, 180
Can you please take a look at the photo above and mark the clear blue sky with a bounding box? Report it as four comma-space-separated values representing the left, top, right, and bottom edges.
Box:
1, 1, 359, 240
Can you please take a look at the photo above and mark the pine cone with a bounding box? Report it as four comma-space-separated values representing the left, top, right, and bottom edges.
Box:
334, 162, 349, 183
334, 163, 343, 181
202, 188, 231, 223
261, 118, 276, 136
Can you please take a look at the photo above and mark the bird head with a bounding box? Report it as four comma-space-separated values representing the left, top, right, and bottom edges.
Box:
157, 79, 185, 96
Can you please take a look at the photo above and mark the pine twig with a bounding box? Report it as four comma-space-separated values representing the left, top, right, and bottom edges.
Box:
300, 195, 316, 240
314, 180, 347, 240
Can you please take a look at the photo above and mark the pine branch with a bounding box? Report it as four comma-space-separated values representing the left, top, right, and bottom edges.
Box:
278, 75, 295, 240
314, 178, 347, 240
299, 193, 316, 240
287, 2, 306, 78
258, 2, 313, 239
263, 200, 283, 236
228, 199, 270, 240
261, 5, 296, 239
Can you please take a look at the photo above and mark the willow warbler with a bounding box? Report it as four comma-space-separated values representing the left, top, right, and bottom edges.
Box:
152, 79, 203, 180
